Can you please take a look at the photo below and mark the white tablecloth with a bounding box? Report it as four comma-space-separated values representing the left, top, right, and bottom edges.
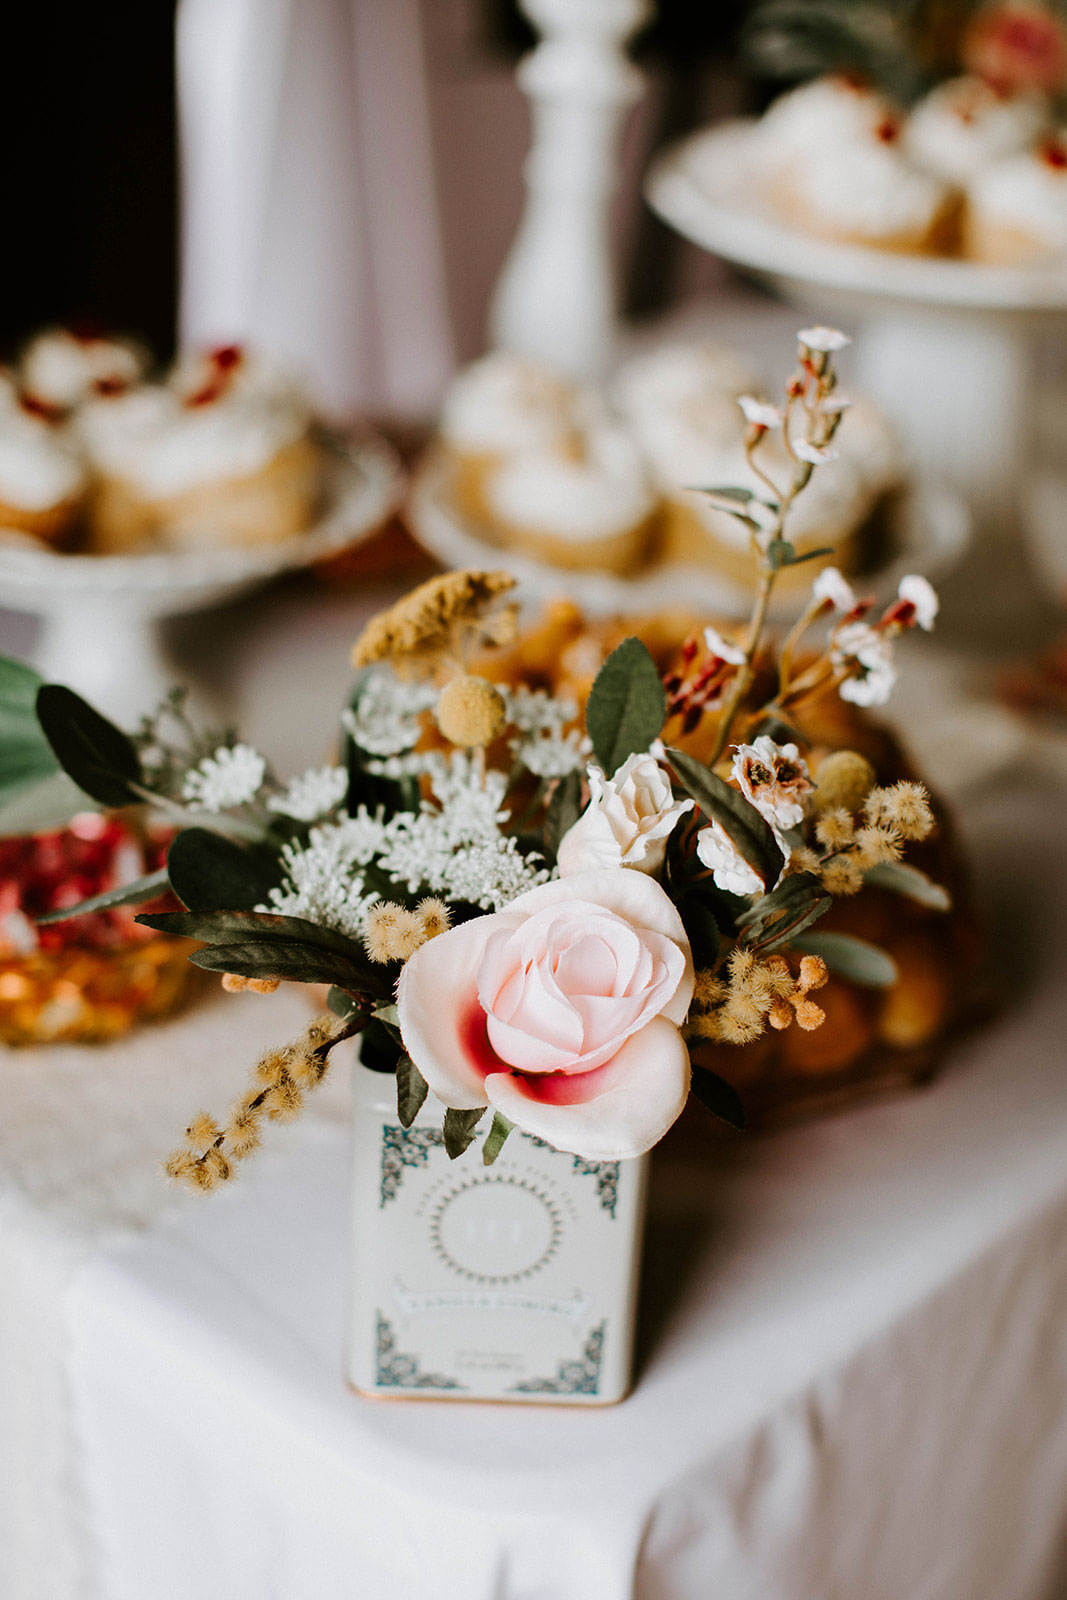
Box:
7, 779, 1057, 1600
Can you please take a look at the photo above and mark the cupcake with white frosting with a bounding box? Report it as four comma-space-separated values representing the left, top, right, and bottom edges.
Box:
904, 76, 1049, 185
439, 352, 594, 524
612, 342, 761, 468
479, 424, 656, 575
0, 377, 87, 546
20, 328, 147, 415
81, 345, 320, 552
964, 132, 1067, 263
757, 76, 961, 255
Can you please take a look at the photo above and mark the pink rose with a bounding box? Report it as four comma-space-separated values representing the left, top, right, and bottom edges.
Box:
396, 869, 694, 1160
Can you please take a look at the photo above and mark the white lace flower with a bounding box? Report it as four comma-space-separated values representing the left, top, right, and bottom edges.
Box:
704, 625, 746, 665
182, 744, 266, 811
518, 729, 589, 779
797, 326, 851, 353
695, 821, 765, 897
267, 765, 348, 821
503, 686, 577, 734
813, 566, 857, 612
832, 622, 897, 706
732, 737, 812, 830
738, 395, 783, 428
343, 674, 436, 757
897, 574, 939, 631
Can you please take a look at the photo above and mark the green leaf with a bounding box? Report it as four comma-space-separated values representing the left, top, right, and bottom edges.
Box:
865, 861, 952, 911
737, 871, 832, 951
328, 985, 361, 1020
791, 931, 899, 988
443, 1106, 485, 1160
687, 485, 756, 504
482, 1111, 514, 1166
0, 770, 95, 837
357, 1016, 401, 1072
396, 1054, 429, 1128
767, 539, 795, 570
187, 938, 379, 990
689, 1064, 745, 1131
544, 769, 582, 857
678, 894, 721, 969
667, 747, 785, 889
756, 894, 833, 953
0, 657, 61, 805
778, 545, 834, 568
138, 907, 365, 957
35, 867, 170, 926
35, 684, 143, 808
586, 637, 666, 775
167, 827, 279, 912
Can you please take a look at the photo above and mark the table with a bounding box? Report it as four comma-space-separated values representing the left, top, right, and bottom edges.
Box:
2, 719, 1066, 1597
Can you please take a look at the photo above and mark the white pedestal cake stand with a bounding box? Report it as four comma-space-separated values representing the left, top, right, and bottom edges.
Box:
645, 120, 1067, 640
0, 433, 402, 724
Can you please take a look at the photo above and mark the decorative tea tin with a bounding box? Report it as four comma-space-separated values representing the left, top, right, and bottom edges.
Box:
348, 1060, 648, 1404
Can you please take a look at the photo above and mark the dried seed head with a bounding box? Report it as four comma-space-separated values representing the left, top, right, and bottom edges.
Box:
820, 856, 865, 896
436, 675, 508, 748
768, 998, 794, 1031
416, 897, 451, 940
792, 996, 826, 1032
798, 954, 828, 993
815, 807, 855, 851
813, 750, 877, 815
854, 824, 903, 868
186, 1112, 221, 1154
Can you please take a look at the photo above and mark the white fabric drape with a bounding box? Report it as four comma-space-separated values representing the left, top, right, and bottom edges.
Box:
176, 0, 455, 420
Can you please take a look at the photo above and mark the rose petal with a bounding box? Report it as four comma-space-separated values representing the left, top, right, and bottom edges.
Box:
397, 914, 516, 1107
484, 1015, 691, 1160
501, 869, 694, 1024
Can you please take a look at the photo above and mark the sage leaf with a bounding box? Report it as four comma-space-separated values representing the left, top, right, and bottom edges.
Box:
35, 684, 143, 808
778, 545, 834, 568
791, 931, 899, 988
586, 637, 666, 775
767, 539, 795, 570
167, 827, 279, 912
667, 747, 785, 889
865, 861, 952, 911
690, 1064, 745, 1130
443, 1106, 485, 1160
396, 1054, 429, 1128
482, 1111, 514, 1166
35, 867, 170, 925
0, 770, 93, 838
188, 938, 380, 991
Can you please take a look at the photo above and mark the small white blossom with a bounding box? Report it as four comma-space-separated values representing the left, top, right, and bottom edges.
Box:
696, 821, 765, 897
794, 438, 838, 465
821, 396, 852, 416
182, 744, 266, 811
732, 737, 812, 830
738, 395, 783, 428
503, 686, 577, 735
518, 729, 589, 779
832, 622, 897, 706
798, 326, 850, 353
813, 566, 857, 612
267, 765, 348, 821
704, 625, 746, 665
897, 574, 939, 631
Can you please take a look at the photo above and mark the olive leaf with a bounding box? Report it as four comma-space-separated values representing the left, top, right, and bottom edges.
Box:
586, 637, 666, 775
545, 769, 582, 857
187, 938, 380, 991
167, 827, 279, 912
35, 684, 143, 808
736, 871, 832, 951
791, 931, 899, 988
138, 908, 391, 996
482, 1111, 514, 1167
396, 1054, 429, 1128
667, 747, 785, 889
0, 770, 96, 838
0, 657, 61, 806
443, 1106, 486, 1160
689, 1064, 745, 1131
865, 861, 952, 911
35, 867, 171, 926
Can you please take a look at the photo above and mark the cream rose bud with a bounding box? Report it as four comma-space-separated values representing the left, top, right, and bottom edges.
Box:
695, 820, 766, 897
396, 870, 695, 1161
556, 753, 693, 877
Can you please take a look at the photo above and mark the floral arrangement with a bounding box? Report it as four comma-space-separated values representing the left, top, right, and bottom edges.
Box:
0, 328, 949, 1180
744, 0, 1067, 104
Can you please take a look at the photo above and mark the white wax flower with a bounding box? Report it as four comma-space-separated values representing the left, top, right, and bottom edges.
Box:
797, 326, 851, 353
704, 625, 746, 665
732, 736, 813, 830
813, 566, 857, 611
557, 752, 693, 877
794, 438, 839, 465
897, 573, 939, 630
738, 395, 784, 428
833, 622, 898, 706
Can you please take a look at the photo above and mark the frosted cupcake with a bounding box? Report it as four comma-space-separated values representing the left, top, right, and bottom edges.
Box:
439, 352, 593, 523
479, 425, 657, 575
0, 378, 87, 546
81, 346, 320, 552
612, 342, 761, 471
20, 328, 147, 414
964, 133, 1067, 263
904, 76, 1048, 185
758, 77, 961, 255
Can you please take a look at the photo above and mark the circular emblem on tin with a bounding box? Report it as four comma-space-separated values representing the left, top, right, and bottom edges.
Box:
430, 1175, 562, 1284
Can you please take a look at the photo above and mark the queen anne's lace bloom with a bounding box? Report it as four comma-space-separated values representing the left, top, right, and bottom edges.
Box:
182, 744, 266, 811
343, 675, 436, 757
267, 766, 348, 821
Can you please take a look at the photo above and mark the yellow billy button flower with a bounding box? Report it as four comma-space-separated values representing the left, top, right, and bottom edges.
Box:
436, 675, 508, 748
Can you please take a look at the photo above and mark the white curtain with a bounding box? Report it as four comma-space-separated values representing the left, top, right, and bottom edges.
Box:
176, 0, 456, 421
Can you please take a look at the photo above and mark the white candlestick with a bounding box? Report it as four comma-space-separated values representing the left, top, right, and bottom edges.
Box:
489, 0, 652, 381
